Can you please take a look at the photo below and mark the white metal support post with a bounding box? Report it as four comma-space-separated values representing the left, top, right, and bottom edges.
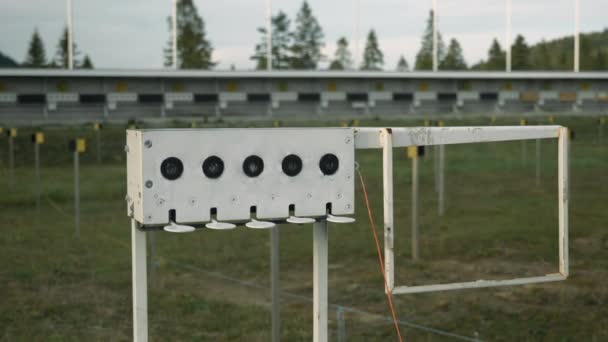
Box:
411, 152, 419, 260
266, 0, 273, 71
505, 0, 512, 72
574, 0, 580, 73
270, 226, 280, 342
172, 0, 178, 69
432, 0, 438, 72
558, 128, 569, 276
382, 129, 394, 291
132, 219, 149, 342
354, 0, 361, 69
438, 144, 445, 216
313, 219, 328, 342
67, 0, 73, 70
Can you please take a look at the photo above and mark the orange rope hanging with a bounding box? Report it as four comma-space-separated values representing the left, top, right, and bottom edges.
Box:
357, 168, 404, 342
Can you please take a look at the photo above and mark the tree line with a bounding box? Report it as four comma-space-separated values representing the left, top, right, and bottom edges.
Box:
19, 27, 94, 69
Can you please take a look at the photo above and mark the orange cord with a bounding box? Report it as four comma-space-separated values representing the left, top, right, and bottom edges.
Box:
357, 168, 404, 342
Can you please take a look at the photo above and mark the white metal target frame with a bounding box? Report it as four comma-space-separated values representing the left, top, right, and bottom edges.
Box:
353, 125, 569, 295
127, 125, 569, 342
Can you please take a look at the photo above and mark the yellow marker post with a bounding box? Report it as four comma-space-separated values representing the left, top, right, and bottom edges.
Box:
69, 138, 86, 238
32, 132, 45, 213
273, 120, 282, 128
491, 116, 497, 125
548, 116, 555, 124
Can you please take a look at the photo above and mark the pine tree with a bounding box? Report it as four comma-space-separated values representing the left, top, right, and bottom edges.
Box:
396, 55, 409, 71
290, 1, 324, 70
251, 11, 292, 70
440, 38, 467, 70
533, 40, 552, 70
81, 55, 94, 69
360, 30, 383, 70
415, 10, 445, 70
23, 29, 47, 67
485, 39, 505, 70
52, 27, 81, 68
164, 0, 216, 69
511, 34, 530, 70
596, 49, 607, 71
329, 37, 352, 70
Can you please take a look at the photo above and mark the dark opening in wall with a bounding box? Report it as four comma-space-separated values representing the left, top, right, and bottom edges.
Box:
79, 94, 106, 104
248, 93, 271, 102
438, 93, 457, 101
17, 94, 45, 104
138, 94, 163, 103
194, 93, 219, 103
480, 92, 498, 101
298, 93, 321, 102
347, 93, 368, 102
393, 93, 413, 101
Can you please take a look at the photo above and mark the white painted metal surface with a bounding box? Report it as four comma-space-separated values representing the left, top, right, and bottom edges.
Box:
108, 92, 137, 103
313, 219, 328, 342
432, 0, 438, 72
131, 219, 148, 342
574, 0, 580, 73
506, 0, 512, 72
47, 92, 79, 103
67, 0, 73, 70
127, 128, 355, 226
172, 0, 178, 69
0, 93, 16, 103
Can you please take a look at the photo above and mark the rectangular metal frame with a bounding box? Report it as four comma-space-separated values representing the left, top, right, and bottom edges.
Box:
354, 126, 569, 294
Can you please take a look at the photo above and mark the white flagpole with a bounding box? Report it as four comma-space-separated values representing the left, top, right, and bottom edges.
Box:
506, 0, 512, 72
172, 0, 178, 69
574, 0, 580, 72
354, 0, 361, 69
266, 0, 273, 71
432, 0, 438, 72
67, 0, 73, 69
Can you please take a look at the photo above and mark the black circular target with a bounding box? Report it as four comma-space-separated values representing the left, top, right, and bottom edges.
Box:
243, 155, 264, 177
282, 154, 303, 177
319, 153, 339, 175
202, 156, 224, 179
160, 157, 184, 180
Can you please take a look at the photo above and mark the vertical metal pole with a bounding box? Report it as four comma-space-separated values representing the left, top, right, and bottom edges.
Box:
535, 139, 541, 186
432, 0, 438, 72
313, 219, 328, 342
558, 128, 569, 276
521, 140, 527, 166
434, 145, 439, 192
336, 306, 346, 342
270, 227, 280, 342
506, 0, 512, 72
172, 0, 178, 69
574, 0, 580, 72
8, 135, 14, 190
35, 143, 41, 215
67, 0, 73, 69
132, 218, 149, 342
382, 129, 394, 291
74, 151, 80, 238
411, 155, 419, 260
266, 0, 273, 71
354, 0, 361, 69
149, 232, 156, 287
95, 130, 101, 164
438, 144, 446, 216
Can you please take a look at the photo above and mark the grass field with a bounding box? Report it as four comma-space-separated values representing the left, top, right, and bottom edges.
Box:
0, 116, 607, 341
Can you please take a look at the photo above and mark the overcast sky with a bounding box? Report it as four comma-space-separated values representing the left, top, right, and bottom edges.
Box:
1, 0, 607, 70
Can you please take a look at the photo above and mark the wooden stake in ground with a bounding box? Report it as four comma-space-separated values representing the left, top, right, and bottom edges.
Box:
408, 145, 424, 260
93, 122, 103, 164
7, 128, 17, 190
69, 138, 86, 238
31, 132, 45, 215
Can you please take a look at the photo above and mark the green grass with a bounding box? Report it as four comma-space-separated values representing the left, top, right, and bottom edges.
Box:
0, 116, 607, 341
